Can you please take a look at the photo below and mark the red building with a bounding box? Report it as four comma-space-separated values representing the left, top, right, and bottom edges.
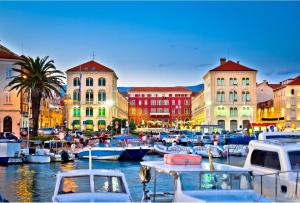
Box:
128, 87, 192, 128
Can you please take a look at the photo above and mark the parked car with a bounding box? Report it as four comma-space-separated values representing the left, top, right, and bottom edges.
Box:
38, 128, 55, 136
162, 134, 180, 144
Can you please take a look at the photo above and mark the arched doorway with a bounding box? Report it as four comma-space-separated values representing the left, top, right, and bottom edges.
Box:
243, 120, 250, 129
230, 120, 238, 131
218, 120, 225, 130
3, 116, 12, 132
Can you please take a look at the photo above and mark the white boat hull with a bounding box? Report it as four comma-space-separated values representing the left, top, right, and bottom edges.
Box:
26, 155, 51, 163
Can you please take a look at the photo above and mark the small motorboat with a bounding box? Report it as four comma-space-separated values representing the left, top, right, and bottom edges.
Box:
111, 135, 151, 160
192, 145, 225, 158
153, 144, 190, 156
223, 144, 248, 156
22, 140, 51, 163
0, 139, 23, 164
44, 140, 75, 162
52, 148, 132, 202
77, 147, 125, 161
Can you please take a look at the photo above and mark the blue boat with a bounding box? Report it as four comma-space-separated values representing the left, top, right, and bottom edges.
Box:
225, 133, 256, 145
0, 140, 23, 164
77, 147, 125, 161
112, 135, 151, 161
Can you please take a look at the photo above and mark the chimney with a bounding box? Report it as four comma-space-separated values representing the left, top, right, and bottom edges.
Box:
237, 61, 240, 64
220, 58, 226, 65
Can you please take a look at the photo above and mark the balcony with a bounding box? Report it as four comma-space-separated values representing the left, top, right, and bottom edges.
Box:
73, 100, 80, 105
150, 112, 170, 116
86, 100, 94, 105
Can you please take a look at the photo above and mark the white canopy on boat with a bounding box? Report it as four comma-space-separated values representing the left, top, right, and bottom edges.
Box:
141, 161, 250, 174
57, 169, 125, 177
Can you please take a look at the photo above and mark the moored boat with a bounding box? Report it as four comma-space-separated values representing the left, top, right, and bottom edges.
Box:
0, 139, 23, 164
77, 147, 125, 160
153, 144, 190, 156
192, 145, 225, 158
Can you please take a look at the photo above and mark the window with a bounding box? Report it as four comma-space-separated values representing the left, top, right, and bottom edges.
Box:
130, 100, 135, 105
73, 90, 80, 101
242, 78, 250, 86
216, 106, 226, 116
217, 78, 225, 86
144, 108, 148, 114
86, 107, 93, 116
291, 109, 296, 119
164, 108, 169, 113
150, 100, 156, 105
184, 100, 190, 105
157, 108, 163, 113
150, 108, 156, 113
172, 108, 175, 114
4, 91, 11, 104
177, 108, 181, 114
144, 100, 148, 105
229, 91, 237, 102
138, 108, 142, 115
86, 90, 94, 102
184, 108, 190, 114
138, 100, 142, 105
98, 91, 106, 102
242, 91, 250, 102
291, 98, 296, 106
288, 151, 300, 170
98, 107, 105, 116
130, 108, 136, 115
98, 78, 106, 86
157, 100, 162, 105
73, 77, 80, 86
217, 91, 225, 102
6, 65, 13, 79
250, 150, 281, 170
94, 175, 126, 193
229, 78, 238, 86
86, 77, 93, 86
172, 100, 175, 105
163, 100, 169, 105
291, 89, 295, 95
73, 108, 80, 116
58, 176, 90, 194
242, 106, 251, 116
178, 100, 181, 105
230, 107, 238, 117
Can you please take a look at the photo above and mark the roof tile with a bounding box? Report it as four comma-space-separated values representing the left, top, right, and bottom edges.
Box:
67, 60, 114, 73
210, 60, 257, 72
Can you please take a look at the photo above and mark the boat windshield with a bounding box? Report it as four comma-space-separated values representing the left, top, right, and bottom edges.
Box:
179, 171, 252, 191
288, 151, 300, 170
58, 175, 126, 194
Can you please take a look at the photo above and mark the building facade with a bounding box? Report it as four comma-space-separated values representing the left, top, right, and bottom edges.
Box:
66, 60, 127, 131
128, 87, 192, 128
191, 90, 205, 126
203, 58, 257, 131
256, 80, 281, 126
0, 44, 21, 134
116, 90, 128, 120
273, 76, 300, 130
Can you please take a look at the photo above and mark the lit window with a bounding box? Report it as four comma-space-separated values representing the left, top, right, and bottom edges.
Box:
98, 107, 106, 116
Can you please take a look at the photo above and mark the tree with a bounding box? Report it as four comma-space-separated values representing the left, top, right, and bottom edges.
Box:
7, 56, 65, 136
129, 120, 136, 131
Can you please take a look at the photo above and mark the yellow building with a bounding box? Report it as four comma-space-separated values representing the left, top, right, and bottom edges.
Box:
203, 58, 257, 131
66, 60, 128, 131
273, 75, 300, 131
191, 90, 205, 128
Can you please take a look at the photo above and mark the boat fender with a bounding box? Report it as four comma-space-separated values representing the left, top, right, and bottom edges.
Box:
139, 166, 151, 183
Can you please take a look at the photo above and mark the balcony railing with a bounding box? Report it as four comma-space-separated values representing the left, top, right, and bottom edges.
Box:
86, 100, 94, 105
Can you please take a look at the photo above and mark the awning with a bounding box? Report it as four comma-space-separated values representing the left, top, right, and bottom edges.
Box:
85, 120, 93, 125
98, 120, 106, 125
72, 120, 80, 125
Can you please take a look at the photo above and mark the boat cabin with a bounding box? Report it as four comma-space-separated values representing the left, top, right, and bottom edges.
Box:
244, 132, 300, 201
140, 161, 270, 202
52, 169, 132, 202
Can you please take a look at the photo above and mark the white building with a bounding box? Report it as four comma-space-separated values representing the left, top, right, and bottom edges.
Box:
203, 58, 257, 131
66, 60, 127, 131
0, 44, 21, 134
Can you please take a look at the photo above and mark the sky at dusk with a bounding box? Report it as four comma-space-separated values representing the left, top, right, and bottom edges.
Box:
0, 1, 300, 87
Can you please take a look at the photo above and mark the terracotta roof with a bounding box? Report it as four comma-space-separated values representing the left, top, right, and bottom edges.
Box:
267, 83, 281, 89
66, 60, 115, 73
0, 44, 21, 60
287, 75, 300, 86
129, 86, 192, 93
210, 60, 257, 72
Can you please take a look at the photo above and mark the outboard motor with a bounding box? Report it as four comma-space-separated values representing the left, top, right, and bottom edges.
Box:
61, 150, 70, 162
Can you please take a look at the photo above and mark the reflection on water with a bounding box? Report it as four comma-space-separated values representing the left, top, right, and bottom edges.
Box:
16, 165, 35, 202
0, 155, 246, 202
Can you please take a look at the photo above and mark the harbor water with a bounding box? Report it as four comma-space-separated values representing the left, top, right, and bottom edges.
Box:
0, 155, 245, 202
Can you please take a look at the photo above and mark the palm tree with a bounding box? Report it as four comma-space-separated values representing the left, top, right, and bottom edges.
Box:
7, 56, 65, 136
